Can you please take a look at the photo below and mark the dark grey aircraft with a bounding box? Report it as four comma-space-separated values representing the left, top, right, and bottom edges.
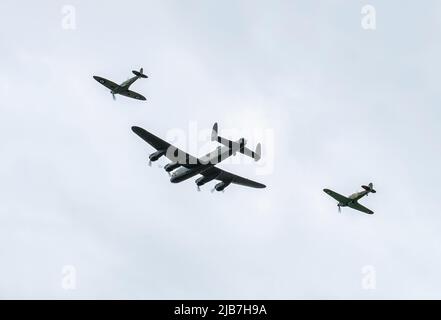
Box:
131, 123, 266, 192
323, 183, 376, 214
93, 68, 147, 101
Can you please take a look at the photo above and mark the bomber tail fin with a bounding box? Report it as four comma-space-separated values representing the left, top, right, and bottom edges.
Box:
211, 122, 219, 142
211, 122, 261, 161
253, 143, 262, 161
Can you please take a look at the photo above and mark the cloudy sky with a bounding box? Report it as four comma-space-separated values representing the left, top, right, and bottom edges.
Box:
1, 0, 440, 299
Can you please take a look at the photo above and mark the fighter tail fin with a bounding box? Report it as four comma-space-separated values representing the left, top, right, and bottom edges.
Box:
132, 68, 148, 78
362, 183, 376, 193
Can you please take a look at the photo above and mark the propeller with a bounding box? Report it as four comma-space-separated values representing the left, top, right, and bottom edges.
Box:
197, 185, 201, 192
148, 160, 152, 167
338, 204, 341, 213
112, 92, 116, 100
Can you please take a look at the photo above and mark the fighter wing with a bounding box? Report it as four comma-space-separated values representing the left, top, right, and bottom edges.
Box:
201, 167, 266, 189
348, 202, 374, 215
119, 90, 146, 101
131, 126, 198, 166
323, 189, 350, 203
93, 76, 120, 91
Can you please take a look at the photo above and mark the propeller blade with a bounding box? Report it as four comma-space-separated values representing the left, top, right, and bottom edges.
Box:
148, 160, 152, 167
112, 92, 116, 100
338, 205, 341, 213
197, 186, 201, 192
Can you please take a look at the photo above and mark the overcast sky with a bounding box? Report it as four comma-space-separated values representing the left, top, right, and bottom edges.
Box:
1, 0, 441, 299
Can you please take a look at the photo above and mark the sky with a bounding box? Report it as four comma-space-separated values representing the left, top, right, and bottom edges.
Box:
1, 0, 441, 299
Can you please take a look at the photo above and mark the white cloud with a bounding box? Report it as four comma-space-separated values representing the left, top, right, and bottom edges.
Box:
0, 0, 440, 299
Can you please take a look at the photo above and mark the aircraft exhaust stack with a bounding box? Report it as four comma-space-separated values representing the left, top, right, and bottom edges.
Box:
132, 68, 148, 78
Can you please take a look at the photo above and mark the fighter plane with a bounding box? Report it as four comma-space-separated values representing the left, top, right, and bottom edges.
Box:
93, 68, 147, 101
323, 183, 376, 214
131, 123, 266, 192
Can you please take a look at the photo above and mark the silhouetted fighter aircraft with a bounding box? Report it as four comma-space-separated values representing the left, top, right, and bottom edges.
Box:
131, 123, 266, 192
323, 183, 376, 214
93, 68, 147, 101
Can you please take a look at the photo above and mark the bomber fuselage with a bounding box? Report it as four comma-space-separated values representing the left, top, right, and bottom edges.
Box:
169, 140, 244, 183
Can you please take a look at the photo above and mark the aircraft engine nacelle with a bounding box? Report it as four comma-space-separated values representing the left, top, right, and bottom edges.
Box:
149, 150, 166, 162
195, 174, 218, 187
164, 162, 180, 172
214, 181, 231, 192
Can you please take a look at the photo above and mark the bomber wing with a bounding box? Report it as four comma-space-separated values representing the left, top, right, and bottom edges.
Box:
131, 126, 198, 166
201, 167, 266, 189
